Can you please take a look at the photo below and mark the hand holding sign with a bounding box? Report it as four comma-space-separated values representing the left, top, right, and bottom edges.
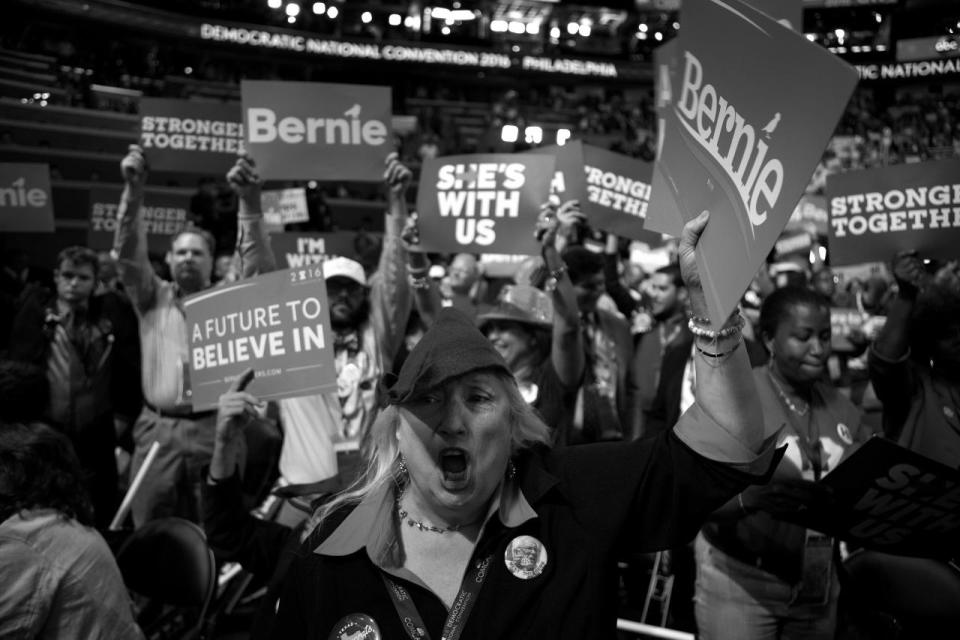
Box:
740, 478, 837, 519
216, 368, 264, 442
227, 153, 263, 210
120, 144, 148, 189
678, 210, 710, 319
384, 151, 413, 200
891, 251, 930, 300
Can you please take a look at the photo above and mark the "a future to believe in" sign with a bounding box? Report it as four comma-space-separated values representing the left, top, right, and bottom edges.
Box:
414, 153, 555, 255
183, 266, 338, 409
241, 80, 392, 181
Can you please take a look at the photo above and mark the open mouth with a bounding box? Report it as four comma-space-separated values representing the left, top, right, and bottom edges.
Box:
439, 448, 469, 484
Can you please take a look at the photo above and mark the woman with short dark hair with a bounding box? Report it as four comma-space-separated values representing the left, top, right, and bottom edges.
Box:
695, 286, 871, 640
0, 422, 143, 639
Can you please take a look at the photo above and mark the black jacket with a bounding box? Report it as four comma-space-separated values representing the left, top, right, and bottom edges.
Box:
273, 431, 777, 639
8, 287, 142, 430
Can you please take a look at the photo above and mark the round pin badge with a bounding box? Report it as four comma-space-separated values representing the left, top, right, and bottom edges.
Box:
836, 422, 853, 445
328, 613, 381, 640
944, 406, 956, 420
504, 535, 548, 580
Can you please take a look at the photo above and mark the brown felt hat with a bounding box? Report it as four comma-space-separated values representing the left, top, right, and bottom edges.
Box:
382, 307, 511, 405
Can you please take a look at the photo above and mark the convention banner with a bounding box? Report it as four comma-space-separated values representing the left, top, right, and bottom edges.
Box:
269, 231, 365, 268
184, 267, 338, 410
645, 0, 858, 327
786, 438, 960, 559
826, 160, 960, 266
241, 80, 392, 181
0, 163, 54, 233
261, 187, 309, 227
139, 98, 244, 175
87, 187, 192, 253
415, 153, 555, 254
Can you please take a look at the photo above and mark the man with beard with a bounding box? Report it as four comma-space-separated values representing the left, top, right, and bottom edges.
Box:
629, 264, 692, 439
870, 251, 960, 468
114, 144, 275, 525
264, 153, 414, 526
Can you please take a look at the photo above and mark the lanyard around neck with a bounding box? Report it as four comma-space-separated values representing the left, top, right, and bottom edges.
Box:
381, 554, 493, 640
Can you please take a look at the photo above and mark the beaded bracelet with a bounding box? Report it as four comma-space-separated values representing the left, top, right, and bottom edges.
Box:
410, 275, 432, 290
687, 314, 745, 340
695, 340, 742, 360
548, 265, 567, 281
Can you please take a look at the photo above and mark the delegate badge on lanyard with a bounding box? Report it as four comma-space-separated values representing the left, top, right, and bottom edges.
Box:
328, 613, 381, 640
382, 555, 492, 640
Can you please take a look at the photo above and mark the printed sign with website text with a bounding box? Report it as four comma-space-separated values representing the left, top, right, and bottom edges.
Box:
646, 0, 858, 327
0, 163, 54, 233
415, 153, 555, 254
270, 231, 373, 268
140, 98, 244, 175
87, 187, 192, 253
786, 438, 960, 559
261, 187, 309, 227
826, 159, 960, 265
183, 267, 338, 410
242, 80, 392, 181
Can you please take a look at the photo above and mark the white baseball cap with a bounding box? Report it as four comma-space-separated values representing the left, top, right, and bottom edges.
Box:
323, 257, 366, 286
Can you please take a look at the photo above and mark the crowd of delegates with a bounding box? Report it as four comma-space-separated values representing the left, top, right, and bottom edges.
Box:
2, 140, 960, 640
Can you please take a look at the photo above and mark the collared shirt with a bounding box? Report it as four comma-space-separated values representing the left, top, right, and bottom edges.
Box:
0, 509, 143, 640
277, 213, 412, 487
115, 206, 274, 410
273, 406, 780, 639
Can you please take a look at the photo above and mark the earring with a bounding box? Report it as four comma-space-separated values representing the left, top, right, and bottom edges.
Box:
395, 454, 409, 486
506, 459, 517, 480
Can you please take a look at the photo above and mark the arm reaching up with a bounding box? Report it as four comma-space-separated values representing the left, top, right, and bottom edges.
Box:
227, 153, 277, 279
113, 144, 157, 311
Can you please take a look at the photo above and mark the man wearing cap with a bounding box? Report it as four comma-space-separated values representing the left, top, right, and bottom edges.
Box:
264, 153, 414, 525
114, 146, 275, 525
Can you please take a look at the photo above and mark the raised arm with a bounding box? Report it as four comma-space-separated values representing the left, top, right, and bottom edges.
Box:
536, 199, 584, 388
401, 213, 443, 328
872, 251, 926, 362
227, 153, 277, 279
113, 144, 158, 311
368, 152, 414, 370
675, 211, 767, 459
602, 231, 641, 318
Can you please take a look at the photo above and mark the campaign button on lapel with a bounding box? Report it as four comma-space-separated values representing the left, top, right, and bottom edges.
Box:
328, 613, 381, 640
944, 406, 956, 420
504, 535, 548, 580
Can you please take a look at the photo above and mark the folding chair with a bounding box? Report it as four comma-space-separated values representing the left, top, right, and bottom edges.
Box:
840, 549, 960, 638
115, 517, 217, 640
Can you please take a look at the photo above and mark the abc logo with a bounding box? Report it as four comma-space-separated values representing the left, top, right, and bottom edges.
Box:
0, 177, 48, 208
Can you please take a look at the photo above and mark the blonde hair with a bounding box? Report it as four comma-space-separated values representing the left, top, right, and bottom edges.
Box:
302, 369, 552, 541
